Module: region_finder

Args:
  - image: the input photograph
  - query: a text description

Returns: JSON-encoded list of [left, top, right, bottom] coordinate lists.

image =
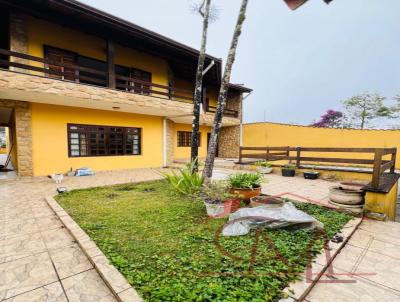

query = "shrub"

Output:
[[228, 172, 263, 189], [283, 163, 297, 170], [200, 181, 234, 204], [254, 161, 272, 168], [164, 161, 203, 196]]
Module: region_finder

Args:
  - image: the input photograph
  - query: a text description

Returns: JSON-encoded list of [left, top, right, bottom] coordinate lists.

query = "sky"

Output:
[[80, 0, 400, 126]]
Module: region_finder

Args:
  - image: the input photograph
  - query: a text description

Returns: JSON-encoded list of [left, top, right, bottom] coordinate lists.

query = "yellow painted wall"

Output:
[[173, 123, 212, 160], [243, 122, 400, 169], [365, 182, 398, 221], [26, 16, 169, 87], [31, 103, 164, 176]]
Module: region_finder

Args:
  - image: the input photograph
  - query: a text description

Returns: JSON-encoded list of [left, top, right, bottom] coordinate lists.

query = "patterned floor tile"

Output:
[[0, 252, 58, 300], [62, 269, 116, 301]]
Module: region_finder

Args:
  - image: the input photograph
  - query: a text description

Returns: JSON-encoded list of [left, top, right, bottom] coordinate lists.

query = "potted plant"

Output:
[[281, 163, 296, 177], [303, 165, 319, 180], [228, 172, 263, 202], [253, 161, 273, 174], [201, 181, 239, 217]]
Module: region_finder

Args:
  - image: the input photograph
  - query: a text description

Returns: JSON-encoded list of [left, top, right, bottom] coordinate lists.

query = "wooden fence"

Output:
[[239, 146, 397, 190]]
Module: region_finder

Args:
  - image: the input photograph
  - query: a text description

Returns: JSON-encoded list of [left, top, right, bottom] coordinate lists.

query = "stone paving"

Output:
[[1, 167, 400, 301], [0, 169, 164, 302], [304, 219, 400, 302]]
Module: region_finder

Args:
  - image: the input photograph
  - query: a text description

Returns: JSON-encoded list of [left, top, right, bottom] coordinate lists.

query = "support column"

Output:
[[107, 40, 116, 89], [163, 118, 174, 167], [218, 125, 240, 158], [9, 11, 28, 71], [0, 99, 33, 176]]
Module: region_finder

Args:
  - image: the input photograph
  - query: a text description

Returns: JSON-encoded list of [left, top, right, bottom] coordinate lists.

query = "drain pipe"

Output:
[[162, 117, 167, 167]]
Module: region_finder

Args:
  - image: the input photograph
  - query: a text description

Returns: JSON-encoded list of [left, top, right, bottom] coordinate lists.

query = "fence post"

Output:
[[239, 147, 242, 164], [390, 149, 397, 173], [372, 148, 383, 189], [266, 147, 270, 161], [296, 147, 301, 168]]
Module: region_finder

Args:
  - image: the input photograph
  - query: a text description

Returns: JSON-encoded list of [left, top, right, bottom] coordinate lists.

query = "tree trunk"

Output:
[[202, 0, 249, 180], [191, 0, 212, 172]]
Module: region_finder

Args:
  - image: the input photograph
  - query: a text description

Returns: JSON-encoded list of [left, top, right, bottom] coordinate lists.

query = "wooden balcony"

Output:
[[204, 105, 239, 118], [0, 48, 194, 104]]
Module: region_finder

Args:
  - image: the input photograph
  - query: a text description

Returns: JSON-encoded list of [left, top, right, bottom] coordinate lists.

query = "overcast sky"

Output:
[[80, 0, 400, 125]]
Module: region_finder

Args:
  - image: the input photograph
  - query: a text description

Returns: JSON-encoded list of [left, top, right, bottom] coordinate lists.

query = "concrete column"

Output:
[[9, 11, 28, 72]]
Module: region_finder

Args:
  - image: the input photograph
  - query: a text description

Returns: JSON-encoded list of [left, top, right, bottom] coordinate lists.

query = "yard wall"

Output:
[[31, 103, 164, 176], [242, 122, 400, 169]]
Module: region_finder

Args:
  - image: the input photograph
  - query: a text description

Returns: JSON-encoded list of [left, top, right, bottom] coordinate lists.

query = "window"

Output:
[[68, 124, 141, 157], [116, 66, 152, 95], [44, 46, 77, 81], [177, 131, 201, 147], [77, 56, 107, 86]]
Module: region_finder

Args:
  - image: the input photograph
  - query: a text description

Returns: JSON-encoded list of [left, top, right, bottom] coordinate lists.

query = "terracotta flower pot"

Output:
[[229, 186, 262, 201]]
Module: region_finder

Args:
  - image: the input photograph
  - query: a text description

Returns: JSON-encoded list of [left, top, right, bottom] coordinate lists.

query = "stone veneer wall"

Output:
[[166, 119, 174, 166], [218, 92, 242, 158], [9, 11, 29, 70], [218, 125, 240, 158], [226, 92, 243, 120], [0, 99, 33, 176]]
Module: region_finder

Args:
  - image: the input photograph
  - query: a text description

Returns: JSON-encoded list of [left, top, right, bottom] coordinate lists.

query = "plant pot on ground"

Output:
[[201, 181, 240, 217], [228, 172, 263, 202], [303, 171, 319, 180], [253, 161, 273, 174], [281, 164, 296, 177]]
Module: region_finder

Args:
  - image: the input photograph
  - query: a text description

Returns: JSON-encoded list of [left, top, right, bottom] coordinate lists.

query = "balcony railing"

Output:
[[206, 105, 239, 118], [0, 48, 194, 103]]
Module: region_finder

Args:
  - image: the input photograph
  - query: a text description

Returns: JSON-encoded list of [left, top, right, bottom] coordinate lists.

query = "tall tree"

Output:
[[343, 92, 394, 129], [190, 0, 212, 172], [202, 0, 249, 180], [312, 109, 343, 128]]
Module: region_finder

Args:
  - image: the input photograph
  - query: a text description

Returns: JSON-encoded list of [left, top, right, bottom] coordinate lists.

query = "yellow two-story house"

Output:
[[0, 0, 251, 176]]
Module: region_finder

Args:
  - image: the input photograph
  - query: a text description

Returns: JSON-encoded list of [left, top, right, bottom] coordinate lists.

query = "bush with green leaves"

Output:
[[164, 161, 203, 196], [254, 161, 272, 168], [228, 172, 263, 189], [200, 181, 234, 204], [283, 163, 297, 170]]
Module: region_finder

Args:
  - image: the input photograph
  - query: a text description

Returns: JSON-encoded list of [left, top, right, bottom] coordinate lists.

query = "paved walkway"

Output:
[[305, 219, 400, 302], [0, 169, 164, 301], [1, 168, 399, 301]]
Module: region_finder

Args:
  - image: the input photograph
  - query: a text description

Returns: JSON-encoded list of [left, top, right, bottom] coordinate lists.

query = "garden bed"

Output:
[[55, 180, 352, 302]]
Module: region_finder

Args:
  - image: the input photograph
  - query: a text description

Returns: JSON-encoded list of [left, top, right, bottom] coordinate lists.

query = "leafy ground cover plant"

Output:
[[228, 172, 263, 189], [56, 180, 352, 302]]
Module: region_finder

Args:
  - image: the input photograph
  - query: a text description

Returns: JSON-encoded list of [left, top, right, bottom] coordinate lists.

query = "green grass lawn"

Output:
[[56, 180, 352, 302]]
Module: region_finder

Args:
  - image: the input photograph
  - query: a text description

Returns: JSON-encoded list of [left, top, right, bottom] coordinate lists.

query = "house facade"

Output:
[[0, 0, 251, 176]]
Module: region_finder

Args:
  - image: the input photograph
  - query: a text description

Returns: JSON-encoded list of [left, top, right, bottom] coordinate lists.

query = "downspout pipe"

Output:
[[162, 117, 167, 167]]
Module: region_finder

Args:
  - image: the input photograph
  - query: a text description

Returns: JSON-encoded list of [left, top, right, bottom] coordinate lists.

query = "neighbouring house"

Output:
[[0, 0, 251, 176]]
